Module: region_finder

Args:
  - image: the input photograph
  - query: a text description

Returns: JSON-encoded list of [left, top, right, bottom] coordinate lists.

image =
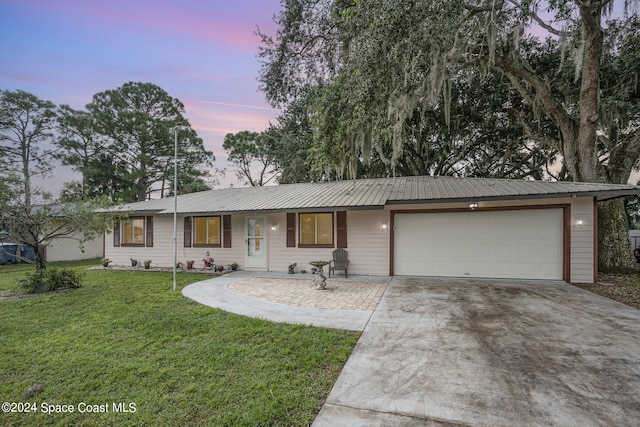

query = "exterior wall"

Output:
[[569, 197, 596, 283], [104, 195, 597, 282], [266, 210, 389, 275], [45, 234, 104, 262], [105, 215, 245, 269]]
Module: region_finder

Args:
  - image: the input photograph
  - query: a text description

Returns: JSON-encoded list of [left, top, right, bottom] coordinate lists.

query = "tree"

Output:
[[0, 89, 57, 206], [259, 0, 640, 272], [55, 105, 104, 198], [223, 130, 279, 186], [266, 93, 317, 183], [310, 67, 556, 179], [0, 178, 113, 271], [86, 82, 215, 202], [626, 185, 640, 229], [0, 90, 114, 271]]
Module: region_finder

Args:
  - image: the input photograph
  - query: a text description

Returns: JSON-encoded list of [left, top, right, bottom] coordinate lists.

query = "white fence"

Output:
[[631, 230, 640, 251]]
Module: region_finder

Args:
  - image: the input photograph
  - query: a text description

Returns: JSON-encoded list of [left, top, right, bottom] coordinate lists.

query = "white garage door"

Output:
[[394, 209, 564, 280]]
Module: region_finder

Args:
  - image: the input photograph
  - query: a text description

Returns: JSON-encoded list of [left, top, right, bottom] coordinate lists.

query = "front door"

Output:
[[245, 216, 267, 269]]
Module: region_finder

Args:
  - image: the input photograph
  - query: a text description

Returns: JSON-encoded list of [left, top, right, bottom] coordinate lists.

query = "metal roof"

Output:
[[112, 176, 640, 215]]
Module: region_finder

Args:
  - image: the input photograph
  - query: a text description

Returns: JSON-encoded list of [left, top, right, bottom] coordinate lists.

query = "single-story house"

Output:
[[41, 232, 104, 262], [104, 176, 639, 283]]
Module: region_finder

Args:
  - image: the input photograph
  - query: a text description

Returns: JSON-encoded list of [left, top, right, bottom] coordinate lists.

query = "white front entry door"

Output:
[[245, 216, 267, 269]]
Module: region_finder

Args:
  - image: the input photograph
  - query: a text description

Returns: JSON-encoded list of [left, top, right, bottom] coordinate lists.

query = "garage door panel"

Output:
[[433, 263, 453, 276], [515, 264, 538, 278], [472, 262, 495, 277], [394, 209, 563, 280], [494, 263, 515, 277], [493, 228, 515, 241], [538, 263, 561, 277], [538, 227, 560, 240], [494, 245, 514, 258], [472, 227, 490, 241], [520, 245, 539, 258], [475, 245, 493, 258], [455, 244, 474, 258], [539, 244, 561, 257]]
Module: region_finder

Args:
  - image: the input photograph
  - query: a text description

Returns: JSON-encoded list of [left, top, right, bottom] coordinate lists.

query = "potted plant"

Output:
[[144, 260, 152, 269], [186, 260, 194, 270], [130, 258, 138, 267], [101, 258, 111, 267], [203, 251, 214, 268]]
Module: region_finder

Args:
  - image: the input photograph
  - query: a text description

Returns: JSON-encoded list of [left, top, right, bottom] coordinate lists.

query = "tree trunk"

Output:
[[598, 199, 636, 273], [31, 244, 46, 271], [576, 4, 602, 183]]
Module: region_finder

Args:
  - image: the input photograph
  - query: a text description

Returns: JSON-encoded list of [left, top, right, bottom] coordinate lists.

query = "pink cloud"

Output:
[[21, 0, 279, 52], [181, 97, 278, 162]]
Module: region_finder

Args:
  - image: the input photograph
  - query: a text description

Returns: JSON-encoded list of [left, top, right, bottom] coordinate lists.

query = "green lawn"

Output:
[[0, 260, 360, 426]]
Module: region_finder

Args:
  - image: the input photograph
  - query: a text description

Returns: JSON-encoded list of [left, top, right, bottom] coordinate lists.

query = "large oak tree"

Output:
[[259, 0, 640, 272]]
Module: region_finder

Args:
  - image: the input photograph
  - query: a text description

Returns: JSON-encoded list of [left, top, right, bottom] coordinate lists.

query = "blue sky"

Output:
[[0, 0, 283, 191]]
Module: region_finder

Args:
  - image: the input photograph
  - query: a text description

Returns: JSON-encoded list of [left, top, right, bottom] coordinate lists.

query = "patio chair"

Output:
[[329, 248, 349, 278]]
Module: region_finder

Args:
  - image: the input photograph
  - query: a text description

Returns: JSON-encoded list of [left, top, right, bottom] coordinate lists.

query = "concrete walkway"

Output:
[[182, 271, 389, 331]]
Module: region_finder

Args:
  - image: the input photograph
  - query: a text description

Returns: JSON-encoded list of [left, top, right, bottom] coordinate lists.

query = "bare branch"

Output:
[[505, 0, 568, 37]]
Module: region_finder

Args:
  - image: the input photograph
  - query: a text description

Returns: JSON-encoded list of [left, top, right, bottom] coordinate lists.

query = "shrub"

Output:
[[20, 268, 84, 294]]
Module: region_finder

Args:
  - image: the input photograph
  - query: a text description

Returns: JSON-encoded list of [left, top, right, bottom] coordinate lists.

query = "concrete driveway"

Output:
[[314, 277, 640, 426]]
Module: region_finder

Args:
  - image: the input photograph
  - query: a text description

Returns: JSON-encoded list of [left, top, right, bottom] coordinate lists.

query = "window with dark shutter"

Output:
[[336, 211, 347, 248], [113, 220, 121, 247], [286, 213, 296, 247], [146, 216, 154, 247], [184, 216, 192, 248], [223, 215, 232, 248]]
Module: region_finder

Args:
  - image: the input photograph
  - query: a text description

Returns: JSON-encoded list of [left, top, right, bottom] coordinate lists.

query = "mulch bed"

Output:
[[90, 265, 228, 275], [573, 271, 640, 309]]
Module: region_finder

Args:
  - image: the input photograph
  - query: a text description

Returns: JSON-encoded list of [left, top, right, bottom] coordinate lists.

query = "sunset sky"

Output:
[[1, 1, 637, 194], [0, 0, 282, 191]]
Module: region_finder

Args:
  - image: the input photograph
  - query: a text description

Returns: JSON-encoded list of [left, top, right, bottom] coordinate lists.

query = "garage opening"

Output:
[[393, 208, 564, 280]]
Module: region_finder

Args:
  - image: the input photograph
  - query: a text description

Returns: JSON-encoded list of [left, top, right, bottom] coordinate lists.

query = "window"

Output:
[[118, 216, 153, 247], [123, 217, 145, 245], [299, 213, 333, 247], [194, 216, 221, 247]]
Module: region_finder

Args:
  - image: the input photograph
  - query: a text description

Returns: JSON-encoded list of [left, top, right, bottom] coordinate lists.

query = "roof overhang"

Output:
[[385, 188, 640, 206], [99, 176, 640, 216], [153, 204, 387, 216]]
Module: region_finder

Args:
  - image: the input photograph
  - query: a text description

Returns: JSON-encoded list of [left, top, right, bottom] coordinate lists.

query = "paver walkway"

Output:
[[229, 276, 387, 310], [182, 271, 390, 331]]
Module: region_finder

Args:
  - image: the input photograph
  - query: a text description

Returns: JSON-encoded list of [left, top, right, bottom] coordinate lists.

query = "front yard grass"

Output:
[[0, 260, 360, 426]]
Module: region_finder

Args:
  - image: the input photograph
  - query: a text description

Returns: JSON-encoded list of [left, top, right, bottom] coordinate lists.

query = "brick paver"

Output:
[[228, 277, 389, 310]]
